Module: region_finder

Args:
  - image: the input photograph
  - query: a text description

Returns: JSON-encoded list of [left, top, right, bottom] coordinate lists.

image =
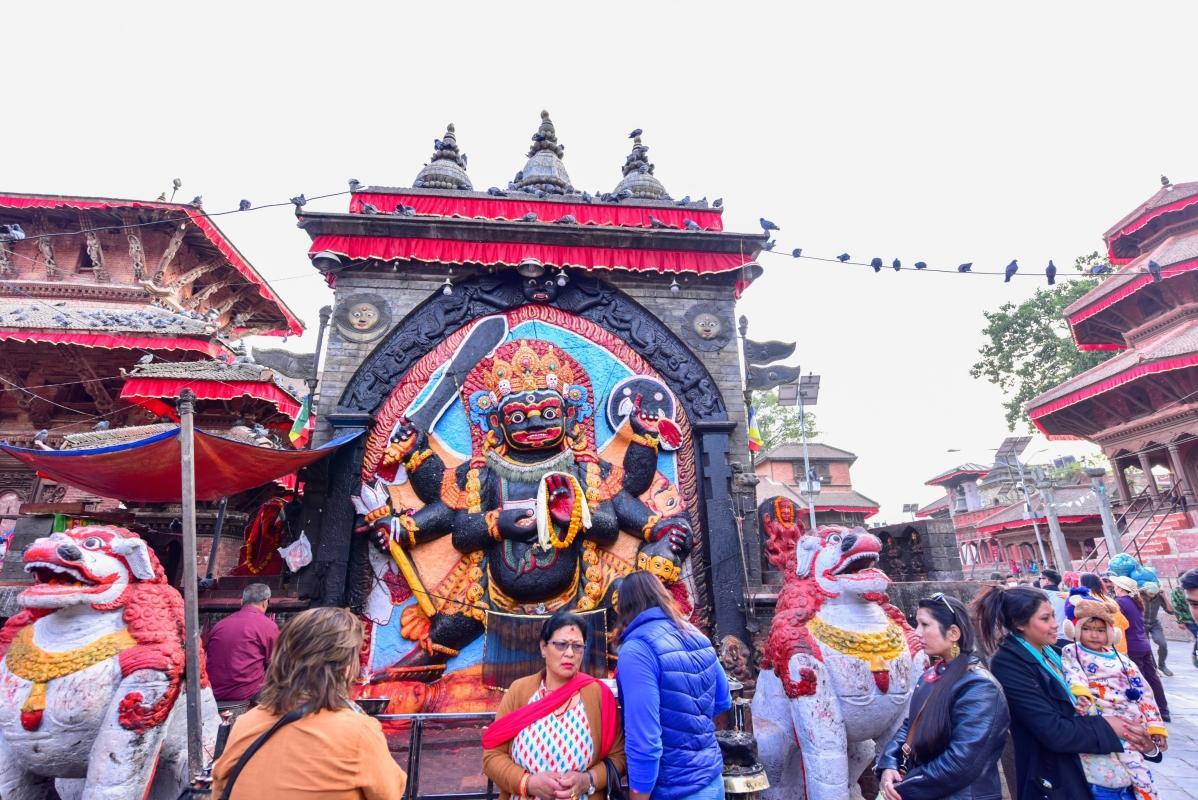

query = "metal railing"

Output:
[[375, 712, 498, 800], [1079, 482, 1186, 572]]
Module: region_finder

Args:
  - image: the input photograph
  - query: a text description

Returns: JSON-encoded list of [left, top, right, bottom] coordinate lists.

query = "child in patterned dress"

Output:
[[1061, 592, 1167, 800]]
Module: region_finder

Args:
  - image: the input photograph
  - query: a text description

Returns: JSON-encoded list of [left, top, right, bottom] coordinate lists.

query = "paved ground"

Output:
[[1151, 651, 1198, 799]]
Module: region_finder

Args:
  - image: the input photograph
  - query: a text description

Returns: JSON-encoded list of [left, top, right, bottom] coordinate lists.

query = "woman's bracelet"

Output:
[[518, 772, 530, 797]]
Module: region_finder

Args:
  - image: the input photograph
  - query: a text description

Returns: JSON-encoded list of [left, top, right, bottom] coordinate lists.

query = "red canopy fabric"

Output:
[[0, 429, 358, 503], [975, 514, 1097, 537], [0, 330, 229, 357], [349, 192, 725, 231], [120, 377, 303, 419], [309, 234, 752, 275]]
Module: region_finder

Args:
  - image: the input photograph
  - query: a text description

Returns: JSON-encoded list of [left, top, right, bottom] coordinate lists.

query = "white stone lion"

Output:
[[751, 525, 927, 800], [0, 525, 218, 800]]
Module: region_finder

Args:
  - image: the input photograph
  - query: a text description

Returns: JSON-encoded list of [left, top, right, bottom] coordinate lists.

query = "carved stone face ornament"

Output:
[[693, 312, 721, 340], [349, 302, 380, 331], [522, 276, 559, 304]]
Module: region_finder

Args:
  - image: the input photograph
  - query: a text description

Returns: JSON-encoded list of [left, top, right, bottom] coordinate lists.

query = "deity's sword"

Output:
[[375, 315, 509, 619]]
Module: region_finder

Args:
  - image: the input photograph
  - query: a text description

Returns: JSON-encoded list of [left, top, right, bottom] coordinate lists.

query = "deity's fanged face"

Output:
[[523, 276, 559, 304], [491, 390, 571, 451]]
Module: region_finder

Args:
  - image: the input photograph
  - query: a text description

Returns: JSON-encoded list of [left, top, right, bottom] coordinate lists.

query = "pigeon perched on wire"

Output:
[[649, 215, 670, 229], [837, 253, 851, 262], [487, 187, 507, 196], [958, 263, 973, 273], [791, 248, 802, 258], [628, 128, 643, 138], [870, 257, 884, 273], [555, 214, 578, 224], [1046, 260, 1057, 285], [760, 218, 780, 233], [914, 262, 927, 270], [1147, 259, 1162, 282], [684, 219, 702, 231], [763, 240, 777, 251], [892, 259, 902, 272], [93, 420, 110, 431], [290, 194, 307, 209], [1004, 260, 1019, 283], [138, 353, 154, 365], [520, 212, 538, 222], [1089, 261, 1112, 276], [238, 199, 252, 211]]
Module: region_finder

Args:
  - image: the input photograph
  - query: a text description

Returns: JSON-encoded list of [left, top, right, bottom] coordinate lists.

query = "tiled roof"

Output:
[[1027, 317, 1198, 411], [1104, 182, 1198, 241], [754, 477, 878, 512], [973, 485, 1099, 535], [122, 357, 306, 408], [0, 299, 212, 336], [1066, 230, 1198, 321], [758, 443, 857, 463], [916, 495, 949, 517], [925, 463, 990, 486]]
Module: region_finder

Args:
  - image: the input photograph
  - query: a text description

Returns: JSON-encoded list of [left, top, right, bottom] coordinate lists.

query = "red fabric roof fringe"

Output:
[[0, 195, 303, 336], [0, 330, 230, 357], [120, 378, 302, 419], [975, 514, 1098, 537], [1028, 352, 1198, 420], [309, 235, 752, 276], [1108, 193, 1198, 263], [349, 192, 725, 231], [1069, 257, 1198, 328]]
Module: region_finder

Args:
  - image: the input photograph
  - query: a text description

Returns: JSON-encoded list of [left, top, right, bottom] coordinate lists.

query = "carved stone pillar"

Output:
[[1138, 452, 1160, 498], [1167, 443, 1193, 502]]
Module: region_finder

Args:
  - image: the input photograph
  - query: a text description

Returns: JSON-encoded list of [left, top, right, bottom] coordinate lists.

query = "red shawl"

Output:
[[482, 673, 618, 757]]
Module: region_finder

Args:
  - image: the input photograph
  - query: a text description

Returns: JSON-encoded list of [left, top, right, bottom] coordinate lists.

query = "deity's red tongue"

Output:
[[872, 671, 890, 693]]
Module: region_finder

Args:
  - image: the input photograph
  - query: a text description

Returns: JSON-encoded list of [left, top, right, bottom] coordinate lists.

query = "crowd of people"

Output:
[[200, 567, 1198, 800]]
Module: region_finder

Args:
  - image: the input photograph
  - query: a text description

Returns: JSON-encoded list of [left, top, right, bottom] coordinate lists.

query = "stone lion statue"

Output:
[[0, 525, 218, 799], [751, 523, 927, 800]]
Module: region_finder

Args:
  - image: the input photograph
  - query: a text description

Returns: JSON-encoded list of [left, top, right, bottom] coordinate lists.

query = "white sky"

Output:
[[8, 1, 1193, 520]]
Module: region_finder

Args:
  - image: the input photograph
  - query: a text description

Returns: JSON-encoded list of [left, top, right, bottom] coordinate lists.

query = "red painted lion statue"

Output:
[[751, 522, 926, 800], [0, 525, 218, 800]]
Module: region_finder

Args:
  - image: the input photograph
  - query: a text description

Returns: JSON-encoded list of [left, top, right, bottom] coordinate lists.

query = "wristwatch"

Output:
[[586, 770, 597, 796]]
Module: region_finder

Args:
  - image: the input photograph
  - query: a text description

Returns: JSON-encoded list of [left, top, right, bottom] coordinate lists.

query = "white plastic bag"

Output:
[[278, 532, 313, 572]]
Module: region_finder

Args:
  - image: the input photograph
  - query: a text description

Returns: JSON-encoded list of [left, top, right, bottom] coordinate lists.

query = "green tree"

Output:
[[752, 389, 818, 461], [971, 252, 1117, 430]]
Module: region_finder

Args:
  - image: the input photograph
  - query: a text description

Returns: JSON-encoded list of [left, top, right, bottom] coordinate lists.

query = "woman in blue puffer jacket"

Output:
[[615, 571, 731, 800]]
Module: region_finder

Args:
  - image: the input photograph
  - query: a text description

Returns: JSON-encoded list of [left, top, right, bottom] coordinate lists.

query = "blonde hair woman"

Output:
[[211, 607, 407, 799]]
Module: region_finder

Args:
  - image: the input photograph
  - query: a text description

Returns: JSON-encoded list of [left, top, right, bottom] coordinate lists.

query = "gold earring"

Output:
[[950, 643, 960, 660]]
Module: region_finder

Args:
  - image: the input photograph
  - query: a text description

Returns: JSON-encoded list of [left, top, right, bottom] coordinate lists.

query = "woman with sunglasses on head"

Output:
[[483, 610, 625, 800], [616, 571, 731, 800], [876, 593, 1009, 799], [973, 586, 1157, 800]]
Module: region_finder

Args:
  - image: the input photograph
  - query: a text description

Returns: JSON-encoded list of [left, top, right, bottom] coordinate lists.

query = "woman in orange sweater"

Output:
[[211, 607, 407, 799], [483, 610, 625, 800]]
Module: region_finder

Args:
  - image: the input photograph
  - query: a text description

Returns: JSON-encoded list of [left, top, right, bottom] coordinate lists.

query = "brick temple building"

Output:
[[1025, 177, 1198, 576], [0, 193, 309, 603], [753, 442, 880, 527]]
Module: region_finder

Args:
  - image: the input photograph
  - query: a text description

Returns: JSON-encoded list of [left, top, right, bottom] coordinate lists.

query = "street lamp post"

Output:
[[1085, 466, 1123, 558], [779, 375, 821, 531], [1007, 457, 1050, 567]]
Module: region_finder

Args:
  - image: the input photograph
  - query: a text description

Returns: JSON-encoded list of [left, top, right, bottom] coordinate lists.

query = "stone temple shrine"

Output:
[[294, 113, 768, 712]]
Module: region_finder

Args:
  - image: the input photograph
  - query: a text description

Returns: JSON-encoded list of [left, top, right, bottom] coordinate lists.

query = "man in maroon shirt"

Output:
[[204, 583, 279, 711]]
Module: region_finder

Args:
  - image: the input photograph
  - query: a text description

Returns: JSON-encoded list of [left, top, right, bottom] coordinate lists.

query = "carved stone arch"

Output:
[[336, 270, 727, 424], [324, 270, 746, 641]]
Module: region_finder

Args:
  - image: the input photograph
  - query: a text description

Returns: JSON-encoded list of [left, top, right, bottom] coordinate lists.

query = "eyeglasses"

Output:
[[930, 592, 957, 623], [548, 640, 585, 654]]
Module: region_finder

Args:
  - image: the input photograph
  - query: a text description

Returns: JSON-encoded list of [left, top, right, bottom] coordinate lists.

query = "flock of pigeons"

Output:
[[0, 303, 211, 331]]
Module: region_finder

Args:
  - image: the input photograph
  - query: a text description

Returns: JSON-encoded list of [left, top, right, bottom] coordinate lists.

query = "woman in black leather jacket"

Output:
[[876, 593, 1010, 799]]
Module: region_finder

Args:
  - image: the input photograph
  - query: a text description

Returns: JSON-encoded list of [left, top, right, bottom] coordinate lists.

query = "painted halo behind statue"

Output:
[[354, 305, 702, 712]]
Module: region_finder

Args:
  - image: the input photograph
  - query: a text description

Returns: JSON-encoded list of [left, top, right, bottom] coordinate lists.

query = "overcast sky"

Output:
[[9, 1, 1193, 520]]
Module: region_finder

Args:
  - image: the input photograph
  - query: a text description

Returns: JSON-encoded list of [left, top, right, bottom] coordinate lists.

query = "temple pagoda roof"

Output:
[[0, 193, 304, 336], [925, 463, 990, 486], [119, 357, 305, 421], [1104, 179, 1198, 264], [915, 495, 950, 518], [973, 484, 1098, 537]]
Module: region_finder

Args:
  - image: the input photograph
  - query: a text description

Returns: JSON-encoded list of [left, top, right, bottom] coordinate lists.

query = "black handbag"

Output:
[[602, 757, 626, 800]]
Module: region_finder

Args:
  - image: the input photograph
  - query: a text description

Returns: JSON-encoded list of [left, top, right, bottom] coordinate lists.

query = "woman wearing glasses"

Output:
[[483, 610, 625, 800], [616, 571, 731, 800], [876, 593, 1009, 799]]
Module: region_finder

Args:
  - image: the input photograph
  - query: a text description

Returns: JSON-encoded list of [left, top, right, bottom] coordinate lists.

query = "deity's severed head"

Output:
[[464, 340, 594, 455]]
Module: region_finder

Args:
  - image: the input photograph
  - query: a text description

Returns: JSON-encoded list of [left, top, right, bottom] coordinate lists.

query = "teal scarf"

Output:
[[1014, 635, 1074, 703]]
